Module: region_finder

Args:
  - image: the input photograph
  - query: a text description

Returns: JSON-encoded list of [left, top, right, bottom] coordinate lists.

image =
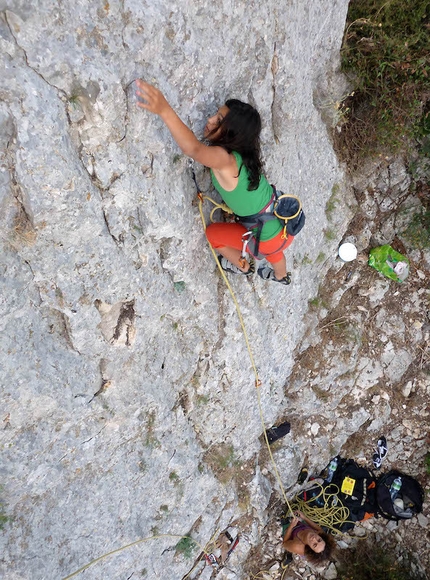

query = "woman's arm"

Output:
[[282, 515, 299, 543], [295, 511, 323, 533], [135, 80, 231, 170]]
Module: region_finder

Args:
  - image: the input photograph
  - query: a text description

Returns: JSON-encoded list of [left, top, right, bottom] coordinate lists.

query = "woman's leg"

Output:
[[206, 223, 252, 273], [258, 233, 294, 283], [271, 254, 287, 280]]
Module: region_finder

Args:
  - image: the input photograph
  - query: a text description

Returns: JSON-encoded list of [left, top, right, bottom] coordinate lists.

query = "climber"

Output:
[[135, 80, 294, 285], [282, 510, 335, 565]]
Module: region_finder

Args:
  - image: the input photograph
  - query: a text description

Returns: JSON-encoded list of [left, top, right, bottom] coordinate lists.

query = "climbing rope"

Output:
[[287, 482, 357, 535], [62, 167, 303, 578], [62, 531, 220, 580], [191, 163, 293, 512]]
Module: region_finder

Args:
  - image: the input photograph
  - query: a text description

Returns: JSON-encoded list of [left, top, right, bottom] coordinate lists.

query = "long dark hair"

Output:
[[207, 99, 263, 190], [304, 532, 336, 565]]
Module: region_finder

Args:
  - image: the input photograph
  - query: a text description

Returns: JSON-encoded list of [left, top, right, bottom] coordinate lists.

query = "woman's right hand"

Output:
[[135, 80, 170, 117], [290, 515, 300, 527]]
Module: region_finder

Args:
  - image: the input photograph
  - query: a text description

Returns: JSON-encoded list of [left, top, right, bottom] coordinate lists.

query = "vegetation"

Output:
[[401, 208, 430, 249], [336, 538, 426, 580], [175, 535, 197, 559], [425, 452, 430, 475], [336, 0, 430, 163]]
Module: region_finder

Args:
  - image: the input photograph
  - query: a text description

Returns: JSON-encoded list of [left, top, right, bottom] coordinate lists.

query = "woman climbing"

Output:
[[135, 80, 294, 285], [282, 510, 335, 565]]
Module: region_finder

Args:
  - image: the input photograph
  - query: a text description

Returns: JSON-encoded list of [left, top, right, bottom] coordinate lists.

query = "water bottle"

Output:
[[390, 476, 402, 501], [325, 458, 338, 483]]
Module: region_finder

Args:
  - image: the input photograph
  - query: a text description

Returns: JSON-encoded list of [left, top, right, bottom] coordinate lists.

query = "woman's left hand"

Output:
[[135, 80, 170, 117]]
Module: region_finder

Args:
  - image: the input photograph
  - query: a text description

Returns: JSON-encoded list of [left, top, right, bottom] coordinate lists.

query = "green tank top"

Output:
[[210, 152, 282, 241]]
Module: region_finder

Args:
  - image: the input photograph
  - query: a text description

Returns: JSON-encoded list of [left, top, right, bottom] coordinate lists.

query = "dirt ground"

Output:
[[244, 156, 430, 580]]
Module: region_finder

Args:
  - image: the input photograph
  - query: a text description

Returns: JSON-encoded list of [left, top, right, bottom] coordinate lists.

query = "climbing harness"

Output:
[[190, 160, 305, 261], [236, 188, 305, 259]]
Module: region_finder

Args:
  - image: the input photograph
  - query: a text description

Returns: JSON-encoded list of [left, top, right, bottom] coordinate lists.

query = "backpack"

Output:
[[236, 187, 305, 258], [331, 458, 377, 525], [376, 470, 424, 521]]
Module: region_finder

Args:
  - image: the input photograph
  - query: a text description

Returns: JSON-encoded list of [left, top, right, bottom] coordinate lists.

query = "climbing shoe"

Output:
[[266, 420, 291, 444], [217, 255, 255, 276], [281, 552, 293, 568], [257, 265, 291, 285], [297, 466, 309, 485], [372, 435, 388, 469]]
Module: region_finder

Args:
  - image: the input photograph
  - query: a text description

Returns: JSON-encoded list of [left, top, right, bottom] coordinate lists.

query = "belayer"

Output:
[[136, 80, 303, 285]]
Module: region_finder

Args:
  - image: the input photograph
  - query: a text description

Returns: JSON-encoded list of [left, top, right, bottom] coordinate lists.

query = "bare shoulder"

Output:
[[211, 151, 239, 190], [283, 538, 305, 555], [189, 142, 232, 170]]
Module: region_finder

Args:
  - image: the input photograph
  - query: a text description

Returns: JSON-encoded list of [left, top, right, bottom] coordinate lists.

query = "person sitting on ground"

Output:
[[135, 80, 294, 285], [282, 510, 335, 565]]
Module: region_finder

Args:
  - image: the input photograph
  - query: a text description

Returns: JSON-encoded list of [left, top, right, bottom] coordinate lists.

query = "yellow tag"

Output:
[[341, 477, 356, 496]]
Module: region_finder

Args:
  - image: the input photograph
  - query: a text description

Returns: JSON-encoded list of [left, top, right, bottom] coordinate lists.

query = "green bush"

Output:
[[175, 536, 197, 559], [336, 0, 430, 161]]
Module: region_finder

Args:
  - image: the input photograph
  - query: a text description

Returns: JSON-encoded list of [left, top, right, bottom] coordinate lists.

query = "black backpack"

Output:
[[331, 458, 377, 524], [376, 470, 424, 521]]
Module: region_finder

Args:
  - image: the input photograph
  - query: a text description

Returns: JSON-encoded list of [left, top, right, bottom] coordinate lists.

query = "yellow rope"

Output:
[[285, 481, 368, 537], [63, 184, 299, 579], [197, 194, 293, 512], [62, 532, 218, 580]]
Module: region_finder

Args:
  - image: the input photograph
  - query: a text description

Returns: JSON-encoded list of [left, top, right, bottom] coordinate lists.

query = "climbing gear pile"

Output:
[[257, 265, 291, 285]]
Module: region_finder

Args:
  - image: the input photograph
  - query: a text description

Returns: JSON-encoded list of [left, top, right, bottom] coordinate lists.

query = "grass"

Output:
[[336, 0, 430, 164], [169, 471, 180, 485], [309, 296, 330, 309], [336, 536, 426, 580], [326, 184, 340, 221], [401, 208, 430, 249], [425, 453, 430, 475], [144, 411, 160, 448], [324, 228, 337, 241]]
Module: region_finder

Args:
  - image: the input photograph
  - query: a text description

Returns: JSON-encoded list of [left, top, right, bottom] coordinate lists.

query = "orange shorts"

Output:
[[206, 222, 294, 264]]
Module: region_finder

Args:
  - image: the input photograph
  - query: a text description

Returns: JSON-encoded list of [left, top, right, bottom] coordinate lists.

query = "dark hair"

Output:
[[207, 99, 263, 190], [303, 532, 336, 565]]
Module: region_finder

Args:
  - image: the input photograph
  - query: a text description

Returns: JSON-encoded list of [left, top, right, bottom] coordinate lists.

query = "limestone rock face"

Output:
[[0, 1, 351, 578]]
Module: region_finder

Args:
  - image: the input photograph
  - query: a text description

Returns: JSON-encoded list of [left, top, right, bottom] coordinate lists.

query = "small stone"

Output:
[[311, 423, 320, 435], [323, 562, 338, 579], [417, 513, 428, 528], [402, 381, 413, 398]]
